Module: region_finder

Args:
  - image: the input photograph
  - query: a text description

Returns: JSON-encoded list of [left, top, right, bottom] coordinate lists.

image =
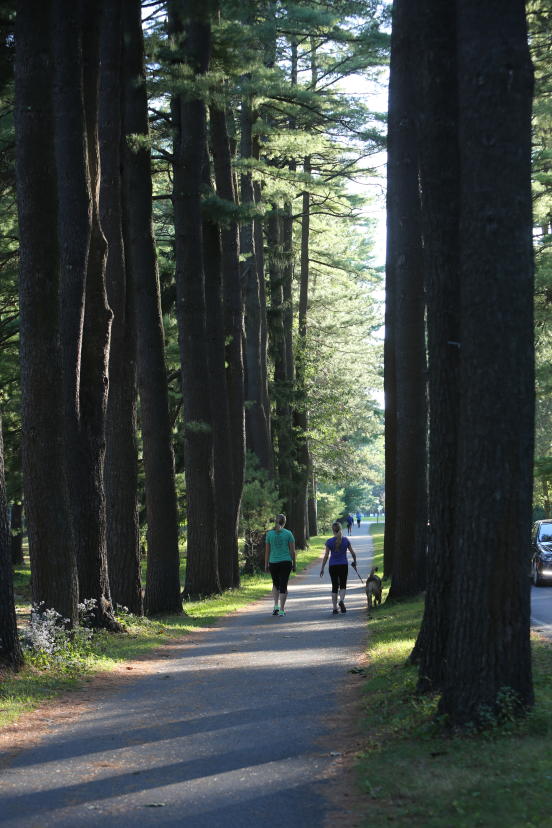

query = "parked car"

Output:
[[531, 519, 552, 586]]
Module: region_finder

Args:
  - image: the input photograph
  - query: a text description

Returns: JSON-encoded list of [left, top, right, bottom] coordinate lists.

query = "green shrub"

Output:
[[20, 600, 97, 676]]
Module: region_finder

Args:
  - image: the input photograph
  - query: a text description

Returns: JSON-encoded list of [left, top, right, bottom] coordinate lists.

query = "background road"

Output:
[[0, 526, 374, 828], [531, 583, 552, 639]]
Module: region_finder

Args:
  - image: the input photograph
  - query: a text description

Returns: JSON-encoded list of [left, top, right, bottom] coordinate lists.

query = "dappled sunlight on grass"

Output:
[[0, 671, 81, 728], [370, 637, 415, 663]]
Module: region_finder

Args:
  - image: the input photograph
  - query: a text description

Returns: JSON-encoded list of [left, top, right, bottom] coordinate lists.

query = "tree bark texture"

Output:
[[280, 201, 296, 517], [383, 0, 400, 581], [100, 0, 142, 615], [281, 40, 297, 510], [290, 158, 312, 549], [80, 0, 118, 627], [308, 466, 318, 537], [439, 0, 535, 725], [410, 0, 460, 689], [383, 236, 397, 580], [210, 102, 245, 589], [386, 0, 427, 600], [240, 99, 273, 474], [122, 0, 182, 614], [52, 0, 119, 629], [10, 501, 23, 566], [202, 208, 236, 591], [0, 413, 24, 669], [170, 0, 220, 597], [267, 207, 294, 516], [15, 0, 78, 625], [253, 170, 272, 466], [282, 202, 295, 389]]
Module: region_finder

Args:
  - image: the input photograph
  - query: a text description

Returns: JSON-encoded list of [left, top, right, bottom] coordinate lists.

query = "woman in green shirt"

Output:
[[264, 514, 296, 617]]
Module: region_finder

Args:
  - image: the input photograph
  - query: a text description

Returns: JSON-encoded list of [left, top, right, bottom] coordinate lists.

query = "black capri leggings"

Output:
[[329, 564, 348, 592], [269, 561, 293, 594]]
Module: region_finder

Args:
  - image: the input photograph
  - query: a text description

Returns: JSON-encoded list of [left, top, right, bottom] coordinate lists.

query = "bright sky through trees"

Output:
[[340, 70, 389, 268]]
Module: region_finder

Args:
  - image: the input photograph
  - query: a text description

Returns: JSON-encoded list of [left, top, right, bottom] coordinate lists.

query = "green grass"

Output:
[[0, 539, 325, 729], [369, 521, 384, 570], [13, 561, 32, 606], [356, 523, 552, 827]]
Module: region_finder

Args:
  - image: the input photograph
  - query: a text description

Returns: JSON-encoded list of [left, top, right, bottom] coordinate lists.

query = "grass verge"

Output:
[[0, 540, 324, 730], [356, 524, 552, 827]]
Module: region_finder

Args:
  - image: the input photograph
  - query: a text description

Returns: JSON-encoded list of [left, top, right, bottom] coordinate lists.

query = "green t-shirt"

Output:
[[266, 528, 295, 563]]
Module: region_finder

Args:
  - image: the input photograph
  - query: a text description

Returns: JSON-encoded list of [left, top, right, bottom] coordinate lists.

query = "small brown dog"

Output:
[[366, 567, 382, 613]]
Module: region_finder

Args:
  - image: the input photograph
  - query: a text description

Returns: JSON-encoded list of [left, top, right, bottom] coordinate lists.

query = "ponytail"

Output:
[[274, 513, 286, 531]]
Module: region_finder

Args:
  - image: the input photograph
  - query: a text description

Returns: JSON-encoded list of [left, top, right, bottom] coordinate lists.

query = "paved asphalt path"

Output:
[[0, 525, 374, 828]]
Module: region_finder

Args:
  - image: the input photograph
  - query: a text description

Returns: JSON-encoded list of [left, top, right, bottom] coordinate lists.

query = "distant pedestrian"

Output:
[[356, 510, 362, 528], [346, 513, 354, 535], [320, 521, 358, 614], [265, 514, 296, 617]]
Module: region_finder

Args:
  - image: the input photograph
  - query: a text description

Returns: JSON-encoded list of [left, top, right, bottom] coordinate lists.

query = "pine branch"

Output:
[[268, 96, 370, 137]]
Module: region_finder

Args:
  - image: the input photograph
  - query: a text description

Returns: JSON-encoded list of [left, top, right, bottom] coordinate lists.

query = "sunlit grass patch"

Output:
[[357, 523, 552, 827], [0, 671, 81, 728], [13, 561, 32, 622], [370, 637, 416, 665], [369, 524, 384, 570]]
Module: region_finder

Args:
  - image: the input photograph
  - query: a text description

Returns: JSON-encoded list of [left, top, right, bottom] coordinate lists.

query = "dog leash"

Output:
[[352, 565, 364, 585]]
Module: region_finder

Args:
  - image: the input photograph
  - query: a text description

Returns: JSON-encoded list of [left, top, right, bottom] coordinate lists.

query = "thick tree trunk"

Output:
[[51, 0, 89, 609], [386, 0, 427, 600], [76, 0, 119, 629], [267, 206, 294, 515], [10, 501, 23, 566], [409, 0, 460, 687], [52, 0, 118, 629], [290, 408, 309, 547], [210, 103, 245, 589], [383, 258, 397, 580], [439, 0, 534, 725], [280, 200, 295, 517], [282, 202, 295, 389], [100, 0, 142, 615], [278, 42, 297, 520], [170, 1, 220, 597], [121, 0, 181, 614], [290, 157, 312, 549], [383, 3, 400, 582], [280, 39, 297, 510], [308, 467, 318, 537], [253, 175, 272, 467], [240, 98, 273, 474], [15, 0, 78, 625], [0, 414, 23, 670], [203, 214, 236, 592]]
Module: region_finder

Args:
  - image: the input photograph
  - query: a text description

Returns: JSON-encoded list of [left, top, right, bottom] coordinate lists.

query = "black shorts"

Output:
[[329, 564, 348, 592], [269, 561, 292, 594]]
